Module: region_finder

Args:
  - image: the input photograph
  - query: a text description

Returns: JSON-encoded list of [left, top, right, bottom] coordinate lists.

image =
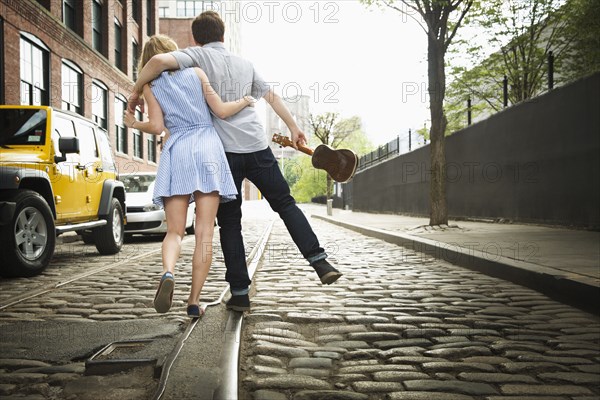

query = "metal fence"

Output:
[[357, 132, 426, 172]]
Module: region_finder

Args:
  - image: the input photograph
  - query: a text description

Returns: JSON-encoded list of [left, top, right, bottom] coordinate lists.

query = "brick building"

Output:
[[0, 0, 160, 173]]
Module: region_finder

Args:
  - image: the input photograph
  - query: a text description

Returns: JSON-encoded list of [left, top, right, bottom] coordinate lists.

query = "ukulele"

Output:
[[272, 133, 359, 183]]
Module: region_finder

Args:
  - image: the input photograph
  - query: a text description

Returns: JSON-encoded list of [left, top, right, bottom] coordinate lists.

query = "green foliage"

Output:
[[561, 0, 600, 81], [282, 157, 302, 188], [334, 116, 375, 155], [445, 0, 595, 130], [289, 156, 327, 203], [416, 124, 430, 142]]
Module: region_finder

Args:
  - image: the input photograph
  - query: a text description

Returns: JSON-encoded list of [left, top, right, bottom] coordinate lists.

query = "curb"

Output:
[[313, 214, 600, 316]]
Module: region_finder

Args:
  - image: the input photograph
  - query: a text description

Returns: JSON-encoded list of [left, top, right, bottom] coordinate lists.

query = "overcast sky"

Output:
[[236, 1, 431, 146]]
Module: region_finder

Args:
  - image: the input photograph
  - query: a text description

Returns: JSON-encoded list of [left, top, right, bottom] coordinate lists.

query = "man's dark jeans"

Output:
[[217, 147, 326, 292]]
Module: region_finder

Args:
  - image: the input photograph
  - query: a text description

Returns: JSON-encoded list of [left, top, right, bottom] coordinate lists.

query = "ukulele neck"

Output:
[[296, 144, 314, 156], [273, 134, 314, 156]]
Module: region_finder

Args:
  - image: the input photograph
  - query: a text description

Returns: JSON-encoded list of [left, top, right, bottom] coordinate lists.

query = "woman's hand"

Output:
[[123, 110, 137, 129], [244, 95, 257, 108]]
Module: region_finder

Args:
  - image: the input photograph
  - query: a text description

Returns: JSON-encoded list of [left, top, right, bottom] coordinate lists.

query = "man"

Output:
[[128, 11, 342, 312]]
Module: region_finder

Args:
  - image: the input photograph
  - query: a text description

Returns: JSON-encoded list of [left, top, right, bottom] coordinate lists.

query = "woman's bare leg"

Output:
[[162, 195, 189, 275], [188, 191, 220, 306]]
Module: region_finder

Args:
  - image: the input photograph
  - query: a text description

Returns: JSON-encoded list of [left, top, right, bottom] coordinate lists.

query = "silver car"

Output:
[[121, 173, 195, 238]]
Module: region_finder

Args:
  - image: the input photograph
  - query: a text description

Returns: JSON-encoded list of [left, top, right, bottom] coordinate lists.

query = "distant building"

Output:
[[0, 0, 161, 173], [266, 95, 310, 160], [158, 0, 241, 55]]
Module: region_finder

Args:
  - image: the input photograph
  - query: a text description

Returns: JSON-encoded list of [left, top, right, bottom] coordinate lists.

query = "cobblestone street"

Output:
[[0, 206, 272, 399], [240, 217, 600, 400], [0, 202, 599, 399]]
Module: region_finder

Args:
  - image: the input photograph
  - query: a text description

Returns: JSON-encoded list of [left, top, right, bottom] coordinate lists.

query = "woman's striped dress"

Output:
[[150, 68, 237, 208]]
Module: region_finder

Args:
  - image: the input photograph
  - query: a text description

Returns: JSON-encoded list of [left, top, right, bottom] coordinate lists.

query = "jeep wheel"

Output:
[[94, 198, 124, 255], [0, 190, 55, 277], [80, 230, 95, 245]]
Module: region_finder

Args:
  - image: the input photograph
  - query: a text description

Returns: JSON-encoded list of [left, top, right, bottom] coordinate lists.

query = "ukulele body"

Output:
[[312, 144, 359, 183], [272, 134, 359, 183]]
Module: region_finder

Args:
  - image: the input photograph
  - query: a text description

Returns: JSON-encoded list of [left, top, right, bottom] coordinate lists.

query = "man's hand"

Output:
[[290, 128, 307, 150], [264, 89, 306, 149], [127, 91, 144, 113]]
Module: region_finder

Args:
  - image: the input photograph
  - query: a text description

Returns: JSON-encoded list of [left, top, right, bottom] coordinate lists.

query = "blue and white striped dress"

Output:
[[150, 68, 237, 207]]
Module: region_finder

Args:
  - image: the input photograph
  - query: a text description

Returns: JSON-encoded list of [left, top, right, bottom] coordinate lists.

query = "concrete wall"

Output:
[[347, 72, 600, 228]]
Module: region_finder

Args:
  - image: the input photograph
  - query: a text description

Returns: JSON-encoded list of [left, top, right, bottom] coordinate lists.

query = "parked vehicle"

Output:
[[0, 106, 126, 277], [121, 172, 194, 238]]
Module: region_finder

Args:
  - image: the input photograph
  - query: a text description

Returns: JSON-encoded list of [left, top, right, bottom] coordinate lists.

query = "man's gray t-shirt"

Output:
[[171, 42, 270, 153]]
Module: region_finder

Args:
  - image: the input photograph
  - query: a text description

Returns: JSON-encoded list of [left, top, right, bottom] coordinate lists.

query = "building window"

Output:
[[132, 39, 139, 80], [63, 0, 76, 31], [114, 19, 123, 71], [35, 0, 51, 10], [132, 0, 140, 22], [146, 0, 154, 36], [147, 133, 156, 162], [177, 1, 214, 17], [20, 33, 49, 106], [114, 95, 127, 154], [159, 6, 168, 18], [61, 61, 82, 115], [92, 0, 103, 53], [91, 81, 108, 129], [133, 110, 143, 158]]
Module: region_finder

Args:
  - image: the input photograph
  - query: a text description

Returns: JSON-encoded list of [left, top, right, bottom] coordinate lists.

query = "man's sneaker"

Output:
[[312, 259, 342, 284], [226, 293, 250, 312]]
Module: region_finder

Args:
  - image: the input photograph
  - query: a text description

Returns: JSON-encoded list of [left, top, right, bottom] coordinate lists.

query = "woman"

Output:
[[124, 35, 253, 318]]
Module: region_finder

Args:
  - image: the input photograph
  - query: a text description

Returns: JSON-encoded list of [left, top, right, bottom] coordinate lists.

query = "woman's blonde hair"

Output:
[[138, 35, 178, 74]]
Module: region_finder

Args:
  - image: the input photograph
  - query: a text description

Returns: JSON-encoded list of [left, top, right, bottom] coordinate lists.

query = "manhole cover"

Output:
[[85, 339, 156, 375]]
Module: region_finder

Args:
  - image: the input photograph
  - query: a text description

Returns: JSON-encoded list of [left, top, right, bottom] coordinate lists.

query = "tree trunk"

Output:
[[326, 175, 333, 200], [427, 36, 449, 226]]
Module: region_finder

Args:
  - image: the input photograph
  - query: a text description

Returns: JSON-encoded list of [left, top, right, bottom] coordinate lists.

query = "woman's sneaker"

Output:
[[312, 259, 342, 284], [154, 272, 175, 313]]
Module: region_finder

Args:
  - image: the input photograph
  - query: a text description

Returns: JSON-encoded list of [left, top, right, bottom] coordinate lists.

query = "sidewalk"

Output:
[[301, 203, 600, 315]]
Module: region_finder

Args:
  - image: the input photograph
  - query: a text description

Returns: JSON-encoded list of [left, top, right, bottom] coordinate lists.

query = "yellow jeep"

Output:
[[0, 105, 126, 277]]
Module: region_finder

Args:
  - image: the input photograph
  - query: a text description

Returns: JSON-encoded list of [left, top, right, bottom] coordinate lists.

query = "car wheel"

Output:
[[79, 230, 95, 245], [94, 198, 124, 255], [0, 190, 55, 277]]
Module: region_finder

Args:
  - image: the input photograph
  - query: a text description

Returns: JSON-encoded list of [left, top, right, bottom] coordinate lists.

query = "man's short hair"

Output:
[[192, 11, 225, 45]]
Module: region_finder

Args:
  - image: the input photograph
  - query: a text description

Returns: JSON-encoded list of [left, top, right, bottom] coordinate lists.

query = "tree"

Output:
[[282, 158, 302, 188], [561, 0, 600, 81], [446, 0, 575, 131], [289, 156, 328, 203], [362, 0, 475, 225], [445, 0, 599, 133], [335, 116, 375, 155]]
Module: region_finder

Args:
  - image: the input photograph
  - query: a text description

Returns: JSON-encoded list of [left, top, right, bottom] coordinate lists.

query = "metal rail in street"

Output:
[[152, 219, 275, 400], [0, 217, 276, 400], [0, 235, 195, 311]]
